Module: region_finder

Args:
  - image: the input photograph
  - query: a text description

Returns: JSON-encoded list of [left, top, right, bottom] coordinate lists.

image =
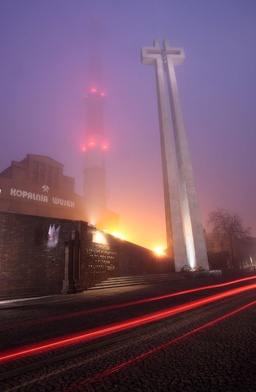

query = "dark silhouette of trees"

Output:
[[208, 208, 251, 268]]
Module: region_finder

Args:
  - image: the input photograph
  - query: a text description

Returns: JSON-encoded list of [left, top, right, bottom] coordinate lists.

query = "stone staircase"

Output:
[[88, 273, 187, 290]]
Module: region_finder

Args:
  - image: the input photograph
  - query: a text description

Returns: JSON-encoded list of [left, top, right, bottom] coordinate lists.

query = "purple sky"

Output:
[[1, 0, 256, 250]]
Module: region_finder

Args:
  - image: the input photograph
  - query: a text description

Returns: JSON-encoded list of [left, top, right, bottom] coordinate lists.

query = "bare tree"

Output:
[[208, 208, 251, 267]]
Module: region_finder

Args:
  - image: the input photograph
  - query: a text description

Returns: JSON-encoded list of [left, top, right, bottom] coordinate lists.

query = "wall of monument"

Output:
[[0, 212, 79, 298], [0, 212, 166, 300]]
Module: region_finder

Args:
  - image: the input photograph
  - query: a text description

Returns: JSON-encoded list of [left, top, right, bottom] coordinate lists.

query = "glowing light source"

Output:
[[92, 231, 107, 245], [100, 92, 105, 97], [90, 87, 97, 93], [154, 246, 165, 255], [112, 232, 125, 240], [101, 142, 108, 150]]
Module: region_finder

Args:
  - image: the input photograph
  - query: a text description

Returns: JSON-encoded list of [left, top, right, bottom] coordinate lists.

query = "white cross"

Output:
[[141, 38, 185, 67]]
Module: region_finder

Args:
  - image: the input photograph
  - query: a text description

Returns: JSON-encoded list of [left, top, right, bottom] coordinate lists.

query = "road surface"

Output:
[[0, 275, 255, 391]]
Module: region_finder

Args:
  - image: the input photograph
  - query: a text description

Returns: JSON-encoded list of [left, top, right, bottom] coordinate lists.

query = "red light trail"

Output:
[[63, 299, 256, 392], [1, 275, 255, 332], [1, 282, 255, 363]]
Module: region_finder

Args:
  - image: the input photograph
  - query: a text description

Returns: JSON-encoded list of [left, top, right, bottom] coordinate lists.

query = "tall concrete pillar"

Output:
[[141, 39, 187, 271], [141, 38, 209, 271]]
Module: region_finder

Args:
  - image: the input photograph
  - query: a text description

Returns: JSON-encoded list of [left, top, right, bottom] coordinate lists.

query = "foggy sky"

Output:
[[1, 0, 256, 250]]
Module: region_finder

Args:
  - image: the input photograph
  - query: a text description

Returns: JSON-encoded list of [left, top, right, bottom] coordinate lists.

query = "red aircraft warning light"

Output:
[[101, 143, 108, 150], [81, 139, 109, 152]]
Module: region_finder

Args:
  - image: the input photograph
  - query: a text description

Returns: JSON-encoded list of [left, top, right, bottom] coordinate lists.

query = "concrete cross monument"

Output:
[[142, 38, 209, 271]]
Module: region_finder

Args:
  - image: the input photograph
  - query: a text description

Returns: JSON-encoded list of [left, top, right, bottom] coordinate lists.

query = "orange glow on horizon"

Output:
[[112, 232, 125, 240]]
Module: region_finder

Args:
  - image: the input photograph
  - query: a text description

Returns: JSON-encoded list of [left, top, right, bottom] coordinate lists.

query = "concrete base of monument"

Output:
[[183, 270, 222, 279]]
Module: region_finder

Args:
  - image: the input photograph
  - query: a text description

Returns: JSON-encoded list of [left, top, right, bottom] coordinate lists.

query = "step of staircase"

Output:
[[88, 273, 187, 290]]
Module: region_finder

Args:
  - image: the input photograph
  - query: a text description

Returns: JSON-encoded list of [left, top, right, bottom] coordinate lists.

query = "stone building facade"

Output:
[[0, 154, 173, 300], [205, 232, 256, 270], [0, 211, 170, 300], [0, 154, 118, 231]]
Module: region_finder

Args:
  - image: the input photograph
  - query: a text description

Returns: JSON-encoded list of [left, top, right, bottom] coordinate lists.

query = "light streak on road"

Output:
[[1, 275, 255, 331], [1, 283, 255, 363], [63, 300, 256, 392]]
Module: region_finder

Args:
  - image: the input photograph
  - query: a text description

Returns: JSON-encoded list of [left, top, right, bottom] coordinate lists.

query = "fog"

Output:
[[1, 0, 256, 249]]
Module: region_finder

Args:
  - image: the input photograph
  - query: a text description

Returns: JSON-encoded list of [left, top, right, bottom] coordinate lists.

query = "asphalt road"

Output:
[[0, 276, 256, 391]]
